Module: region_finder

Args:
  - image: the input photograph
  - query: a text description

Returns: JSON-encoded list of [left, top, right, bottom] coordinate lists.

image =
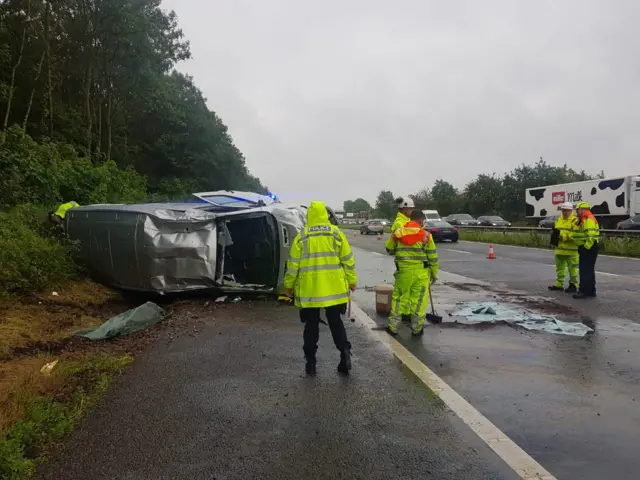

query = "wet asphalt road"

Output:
[[347, 232, 640, 321], [347, 232, 640, 480], [38, 302, 517, 480]]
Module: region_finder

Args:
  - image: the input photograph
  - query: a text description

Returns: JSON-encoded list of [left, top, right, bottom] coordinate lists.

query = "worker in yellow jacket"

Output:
[[48, 201, 80, 227], [548, 202, 579, 293], [284, 201, 357, 376], [573, 201, 600, 299], [385, 210, 439, 336], [390, 196, 415, 234], [389, 195, 416, 322]]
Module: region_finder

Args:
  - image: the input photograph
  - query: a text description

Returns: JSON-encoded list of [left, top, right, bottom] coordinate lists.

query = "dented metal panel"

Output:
[[65, 198, 308, 295], [67, 204, 219, 294]]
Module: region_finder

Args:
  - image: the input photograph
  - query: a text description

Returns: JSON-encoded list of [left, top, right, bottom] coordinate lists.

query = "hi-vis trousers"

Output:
[[388, 268, 429, 334]]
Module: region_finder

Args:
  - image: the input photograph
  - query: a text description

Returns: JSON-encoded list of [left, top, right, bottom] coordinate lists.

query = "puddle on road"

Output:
[[449, 301, 594, 337]]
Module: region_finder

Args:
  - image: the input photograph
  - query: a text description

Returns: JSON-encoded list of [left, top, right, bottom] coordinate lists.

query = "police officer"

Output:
[[573, 201, 600, 299], [284, 201, 357, 376]]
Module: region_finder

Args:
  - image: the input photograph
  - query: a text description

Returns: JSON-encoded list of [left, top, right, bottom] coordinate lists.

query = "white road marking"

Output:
[[372, 252, 386, 256], [597, 271, 620, 277], [352, 301, 556, 480], [445, 248, 473, 255], [458, 240, 640, 261]]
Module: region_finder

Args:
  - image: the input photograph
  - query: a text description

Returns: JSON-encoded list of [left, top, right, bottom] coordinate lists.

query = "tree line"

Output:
[[0, 0, 265, 209], [344, 159, 603, 222]]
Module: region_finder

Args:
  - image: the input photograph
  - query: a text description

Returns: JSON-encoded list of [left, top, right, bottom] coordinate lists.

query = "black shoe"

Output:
[[305, 359, 316, 376], [386, 326, 398, 336], [412, 328, 424, 337], [548, 285, 563, 291], [565, 285, 578, 293], [573, 292, 596, 299], [337, 349, 351, 375]]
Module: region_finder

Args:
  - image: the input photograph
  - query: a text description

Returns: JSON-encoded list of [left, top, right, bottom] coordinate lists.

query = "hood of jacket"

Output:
[[307, 201, 330, 227], [394, 221, 426, 245]]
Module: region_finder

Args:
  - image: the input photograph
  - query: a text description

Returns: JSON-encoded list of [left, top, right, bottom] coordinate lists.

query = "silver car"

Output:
[[360, 219, 385, 235], [65, 191, 309, 295]]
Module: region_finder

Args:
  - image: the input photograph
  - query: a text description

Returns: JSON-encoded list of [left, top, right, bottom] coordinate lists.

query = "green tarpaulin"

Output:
[[75, 302, 166, 340]]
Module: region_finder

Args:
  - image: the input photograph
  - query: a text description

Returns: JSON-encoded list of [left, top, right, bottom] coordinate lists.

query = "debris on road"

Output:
[[75, 302, 166, 340], [450, 301, 593, 337], [40, 359, 59, 375]]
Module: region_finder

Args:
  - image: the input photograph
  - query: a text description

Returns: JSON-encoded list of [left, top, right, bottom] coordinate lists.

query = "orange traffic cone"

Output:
[[377, 233, 382, 240], [354, 231, 357, 237], [487, 244, 496, 259]]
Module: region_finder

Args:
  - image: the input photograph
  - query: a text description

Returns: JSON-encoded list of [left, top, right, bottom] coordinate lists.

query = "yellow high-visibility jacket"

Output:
[[385, 221, 439, 279], [554, 214, 579, 256], [284, 201, 357, 308], [574, 211, 600, 250], [54, 201, 80, 219], [390, 211, 410, 235]]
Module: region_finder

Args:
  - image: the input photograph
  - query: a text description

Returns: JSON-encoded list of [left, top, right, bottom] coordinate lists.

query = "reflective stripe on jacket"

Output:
[[574, 211, 600, 249], [554, 214, 578, 256], [385, 221, 439, 279], [390, 211, 410, 235], [54, 201, 79, 219], [284, 201, 357, 308]]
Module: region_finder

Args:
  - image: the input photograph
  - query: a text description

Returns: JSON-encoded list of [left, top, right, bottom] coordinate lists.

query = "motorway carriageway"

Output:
[[348, 231, 640, 480]]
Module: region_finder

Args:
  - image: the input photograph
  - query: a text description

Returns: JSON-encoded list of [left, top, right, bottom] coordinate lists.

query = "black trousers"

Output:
[[301, 305, 351, 360], [578, 242, 599, 296]]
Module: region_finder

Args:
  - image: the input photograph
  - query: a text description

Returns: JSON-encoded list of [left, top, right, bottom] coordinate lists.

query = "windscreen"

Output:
[[454, 214, 474, 220]]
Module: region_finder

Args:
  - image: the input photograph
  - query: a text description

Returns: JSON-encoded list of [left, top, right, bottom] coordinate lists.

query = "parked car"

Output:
[[65, 190, 308, 295], [444, 213, 479, 226], [360, 219, 385, 235], [422, 209, 441, 221], [617, 215, 640, 230], [477, 216, 511, 227], [424, 220, 459, 243], [538, 215, 559, 228]]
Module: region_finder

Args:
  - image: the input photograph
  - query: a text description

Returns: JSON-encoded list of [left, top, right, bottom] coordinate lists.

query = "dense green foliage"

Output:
[[0, 204, 77, 298], [0, 0, 266, 295], [342, 198, 372, 214], [0, 0, 265, 206], [351, 159, 601, 221]]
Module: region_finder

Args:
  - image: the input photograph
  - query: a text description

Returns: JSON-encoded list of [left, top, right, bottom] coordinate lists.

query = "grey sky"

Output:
[[162, 0, 640, 210]]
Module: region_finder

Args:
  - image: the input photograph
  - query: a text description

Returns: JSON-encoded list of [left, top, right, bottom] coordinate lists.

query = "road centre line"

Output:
[[351, 301, 556, 480], [444, 248, 473, 255]]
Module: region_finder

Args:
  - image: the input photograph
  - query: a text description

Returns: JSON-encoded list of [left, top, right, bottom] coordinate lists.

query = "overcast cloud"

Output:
[[162, 0, 640, 210]]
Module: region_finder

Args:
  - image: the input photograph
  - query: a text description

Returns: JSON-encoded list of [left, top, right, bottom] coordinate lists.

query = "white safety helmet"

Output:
[[396, 196, 415, 208], [560, 202, 573, 210]]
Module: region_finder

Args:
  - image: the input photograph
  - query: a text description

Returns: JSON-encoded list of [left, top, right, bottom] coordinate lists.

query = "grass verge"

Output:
[[0, 280, 136, 479], [458, 229, 640, 257], [0, 354, 132, 479]]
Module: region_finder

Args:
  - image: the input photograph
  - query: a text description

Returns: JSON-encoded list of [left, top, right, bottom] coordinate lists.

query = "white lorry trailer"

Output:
[[525, 176, 640, 229]]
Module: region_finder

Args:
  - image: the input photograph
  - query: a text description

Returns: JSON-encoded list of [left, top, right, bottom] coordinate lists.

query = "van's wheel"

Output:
[[452, 238, 458, 243]]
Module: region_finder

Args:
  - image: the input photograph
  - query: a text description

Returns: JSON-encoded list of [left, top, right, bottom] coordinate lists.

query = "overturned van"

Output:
[[65, 191, 334, 295]]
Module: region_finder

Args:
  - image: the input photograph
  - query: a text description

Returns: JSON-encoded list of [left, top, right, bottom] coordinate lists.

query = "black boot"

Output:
[[565, 284, 578, 293], [573, 292, 595, 299], [305, 358, 316, 376], [337, 348, 351, 375], [548, 285, 563, 291]]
